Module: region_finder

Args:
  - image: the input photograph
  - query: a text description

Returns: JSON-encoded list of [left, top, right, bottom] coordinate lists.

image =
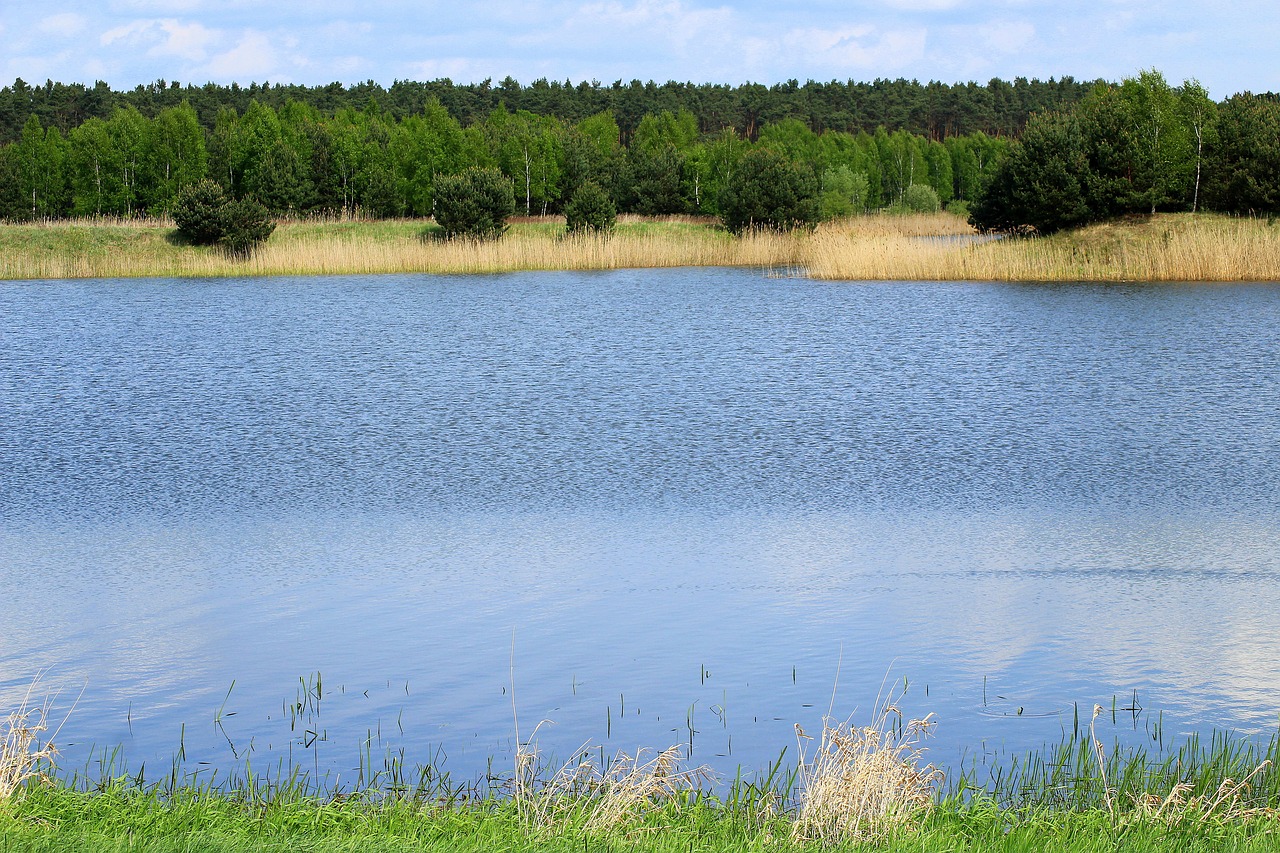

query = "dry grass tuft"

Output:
[[513, 735, 714, 834], [1130, 761, 1277, 825], [791, 697, 942, 844], [0, 681, 63, 801]]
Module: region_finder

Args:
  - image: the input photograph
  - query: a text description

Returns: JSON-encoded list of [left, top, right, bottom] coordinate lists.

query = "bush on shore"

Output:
[[564, 182, 617, 235], [433, 168, 516, 240], [172, 180, 275, 256]]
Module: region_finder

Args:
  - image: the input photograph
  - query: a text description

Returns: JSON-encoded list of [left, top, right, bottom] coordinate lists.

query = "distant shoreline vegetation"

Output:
[[0, 68, 1277, 264]]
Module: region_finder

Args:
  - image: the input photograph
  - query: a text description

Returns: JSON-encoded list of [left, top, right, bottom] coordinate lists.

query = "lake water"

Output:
[[2, 268, 1279, 792]]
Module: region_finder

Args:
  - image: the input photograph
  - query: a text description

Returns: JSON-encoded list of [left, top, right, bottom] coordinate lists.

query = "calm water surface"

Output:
[[2, 268, 1279, 788]]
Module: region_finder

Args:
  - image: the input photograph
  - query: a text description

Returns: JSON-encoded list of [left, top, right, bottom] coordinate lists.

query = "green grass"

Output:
[[4, 783, 1280, 852], [5, 724, 1280, 852]]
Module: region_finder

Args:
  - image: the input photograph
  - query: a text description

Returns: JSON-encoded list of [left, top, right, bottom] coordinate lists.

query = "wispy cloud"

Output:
[[38, 12, 88, 38], [202, 30, 280, 80]]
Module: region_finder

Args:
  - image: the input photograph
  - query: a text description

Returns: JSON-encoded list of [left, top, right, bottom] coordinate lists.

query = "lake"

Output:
[[2, 267, 1279, 792]]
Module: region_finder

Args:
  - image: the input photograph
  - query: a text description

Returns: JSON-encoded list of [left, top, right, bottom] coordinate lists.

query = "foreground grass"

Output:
[[4, 211, 1277, 282], [5, 691, 1280, 851], [4, 785, 1280, 852]]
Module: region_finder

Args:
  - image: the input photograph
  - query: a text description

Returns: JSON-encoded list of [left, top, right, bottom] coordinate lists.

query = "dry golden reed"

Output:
[[791, 694, 942, 844], [804, 214, 1280, 281], [3, 212, 1278, 281], [0, 681, 63, 800], [517, 743, 715, 834], [0, 218, 801, 280]]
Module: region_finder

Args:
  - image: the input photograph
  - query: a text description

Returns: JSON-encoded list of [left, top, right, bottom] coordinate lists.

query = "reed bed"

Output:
[[0, 218, 802, 279], [3, 212, 1278, 281], [804, 214, 1280, 281]]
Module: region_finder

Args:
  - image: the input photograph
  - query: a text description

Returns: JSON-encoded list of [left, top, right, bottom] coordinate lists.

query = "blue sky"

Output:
[[2, 1, 1276, 98]]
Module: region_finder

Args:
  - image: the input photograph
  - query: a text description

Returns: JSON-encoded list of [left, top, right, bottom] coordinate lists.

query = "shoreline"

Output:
[[3, 720, 1278, 851], [3, 212, 1277, 283]]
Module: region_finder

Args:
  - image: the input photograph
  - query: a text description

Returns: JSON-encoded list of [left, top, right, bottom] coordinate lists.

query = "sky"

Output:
[[1, 1, 1276, 99]]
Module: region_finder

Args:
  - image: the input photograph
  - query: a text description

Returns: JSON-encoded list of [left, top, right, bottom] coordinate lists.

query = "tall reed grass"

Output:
[[3, 212, 1277, 281], [0, 218, 801, 280], [805, 214, 1280, 281]]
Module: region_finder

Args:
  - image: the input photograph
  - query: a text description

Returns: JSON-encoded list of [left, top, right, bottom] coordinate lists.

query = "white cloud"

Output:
[[151, 20, 220, 60], [203, 31, 280, 80], [556, 0, 735, 52], [782, 25, 928, 75], [3, 0, 1278, 94], [100, 18, 220, 62], [39, 12, 87, 38]]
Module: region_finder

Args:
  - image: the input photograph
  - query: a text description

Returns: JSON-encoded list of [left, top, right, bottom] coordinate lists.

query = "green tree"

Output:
[[172, 178, 275, 254], [487, 106, 565, 215], [564, 180, 616, 234], [68, 117, 121, 215], [631, 109, 698, 154], [719, 147, 819, 233], [208, 107, 246, 195], [1202, 93, 1280, 214], [819, 165, 869, 218], [104, 106, 150, 216], [875, 128, 926, 207], [1178, 79, 1216, 213], [13, 115, 69, 219], [562, 111, 622, 202], [146, 102, 208, 213], [433, 166, 515, 239], [969, 110, 1091, 234], [0, 143, 24, 219], [392, 100, 467, 216], [1117, 70, 1192, 213], [622, 143, 688, 214], [171, 179, 228, 243], [899, 183, 941, 213], [685, 127, 747, 215], [238, 101, 308, 214]]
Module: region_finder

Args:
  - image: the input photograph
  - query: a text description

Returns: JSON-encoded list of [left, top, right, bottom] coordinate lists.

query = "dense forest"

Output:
[[1, 72, 1277, 229], [0, 75, 1025, 222], [0, 75, 1098, 146]]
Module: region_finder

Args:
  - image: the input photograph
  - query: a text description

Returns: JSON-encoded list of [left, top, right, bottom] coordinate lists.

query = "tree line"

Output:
[[971, 71, 1280, 233], [0, 96, 1010, 223], [0, 75, 1098, 149]]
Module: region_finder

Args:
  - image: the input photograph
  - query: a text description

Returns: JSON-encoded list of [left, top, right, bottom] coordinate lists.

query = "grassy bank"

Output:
[[4, 211, 1277, 282], [6, 786, 1280, 852], [5, 691, 1280, 852]]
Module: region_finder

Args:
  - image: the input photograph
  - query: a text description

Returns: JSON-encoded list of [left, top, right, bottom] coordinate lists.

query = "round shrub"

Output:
[[564, 181, 617, 235], [433, 167, 516, 240], [719, 148, 820, 234], [172, 179, 275, 256], [172, 180, 231, 245], [901, 184, 942, 213]]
